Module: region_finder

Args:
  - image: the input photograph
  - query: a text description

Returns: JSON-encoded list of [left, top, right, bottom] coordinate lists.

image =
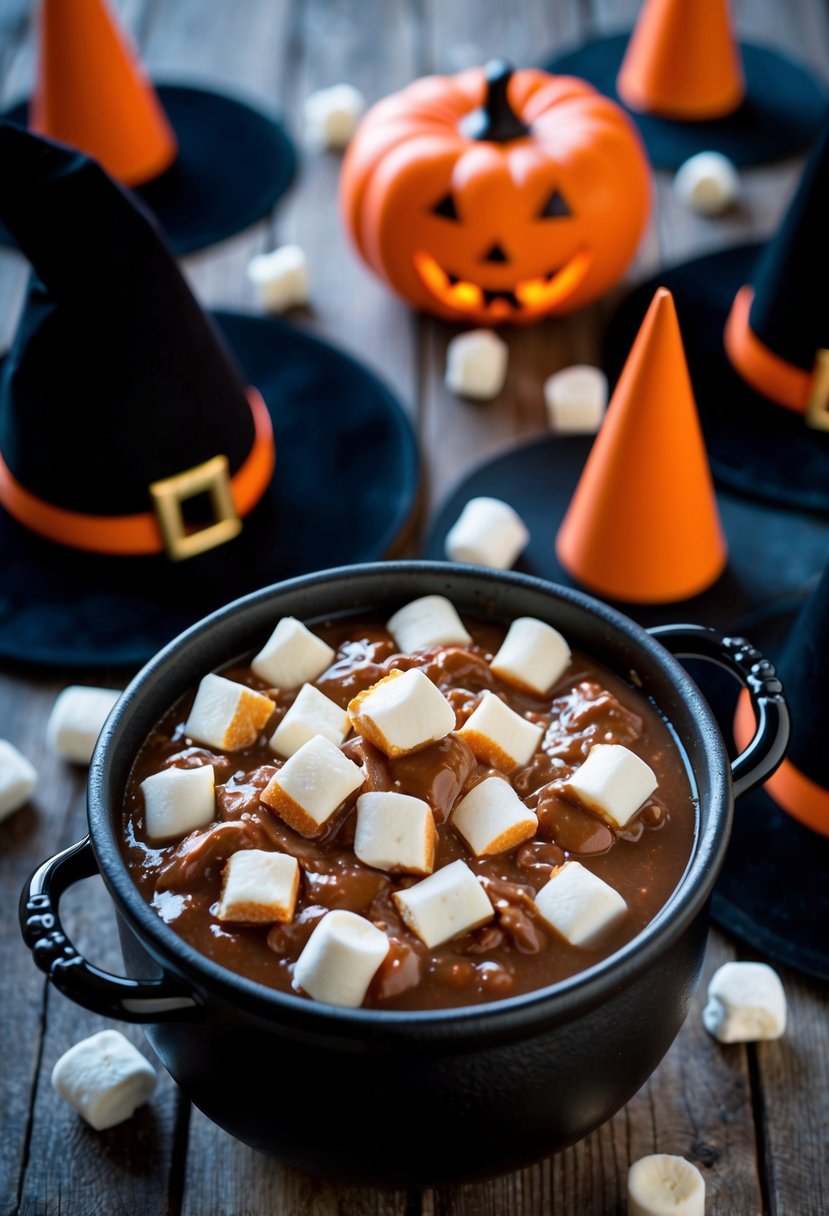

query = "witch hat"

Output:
[[0, 126, 418, 667], [0, 0, 296, 256]]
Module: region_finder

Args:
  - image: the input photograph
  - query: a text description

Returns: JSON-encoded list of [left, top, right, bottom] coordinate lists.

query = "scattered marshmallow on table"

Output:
[[184, 673, 275, 752], [565, 743, 658, 828], [386, 595, 472, 653], [544, 364, 608, 434], [354, 790, 436, 875], [490, 616, 572, 696], [51, 1029, 157, 1131], [141, 763, 216, 842], [304, 83, 365, 149], [293, 909, 389, 1008], [246, 245, 310, 313], [674, 150, 739, 217], [393, 858, 494, 948], [0, 739, 37, 823], [627, 1154, 706, 1216], [445, 328, 508, 400], [458, 691, 543, 771], [444, 496, 529, 569], [347, 668, 456, 757], [703, 961, 787, 1043], [217, 848, 300, 924], [452, 776, 537, 857], [251, 616, 335, 689], [260, 733, 364, 835], [46, 686, 121, 765], [535, 861, 627, 947], [269, 683, 350, 758]]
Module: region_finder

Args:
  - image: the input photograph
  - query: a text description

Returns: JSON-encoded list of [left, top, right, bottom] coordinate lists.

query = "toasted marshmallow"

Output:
[[0, 739, 37, 823], [544, 364, 608, 434], [304, 83, 366, 149], [46, 685, 121, 765], [184, 673, 275, 752], [445, 328, 508, 400], [251, 616, 335, 689], [386, 595, 472, 653], [674, 150, 739, 217], [354, 790, 436, 875], [703, 961, 787, 1043], [535, 861, 627, 946], [565, 744, 658, 828], [393, 858, 494, 948], [458, 691, 543, 771], [347, 668, 456, 758], [246, 244, 310, 313], [51, 1030, 157, 1131], [293, 909, 389, 1008], [490, 616, 572, 695], [217, 848, 300, 924], [452, 776, 537, 857], [628, 1154, 705, 1216], [269, 684, 350, 758], [141, 763, 216, 842], [260, 734, 364, 835], [444, 497, 529, 569]]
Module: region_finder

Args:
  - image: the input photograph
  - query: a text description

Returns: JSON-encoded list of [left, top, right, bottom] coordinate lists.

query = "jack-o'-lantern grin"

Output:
[[412, 247, 594, 320]]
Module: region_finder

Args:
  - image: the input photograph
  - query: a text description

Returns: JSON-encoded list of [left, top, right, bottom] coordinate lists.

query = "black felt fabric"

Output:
[[774, 565, 829, 783]]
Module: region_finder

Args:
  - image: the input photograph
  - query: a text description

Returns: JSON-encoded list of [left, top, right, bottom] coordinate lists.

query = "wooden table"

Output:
[[1, 1, 827, 1212]]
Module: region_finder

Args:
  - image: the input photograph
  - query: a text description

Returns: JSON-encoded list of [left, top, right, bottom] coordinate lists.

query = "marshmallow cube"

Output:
[[246, 245, 310, 313], [386, 595, 472, 653], [293, 909, 389, 1008], [703, 961, 787, 1043], [184, 673, 275, 752], [0, 739, 37, 823], [544, 364, 608, 434], [628, 1154, 706, 1216], [535, 861, 627, 947], [674, 150, 739, 217], [304, 83, 366, 149], [217, 848, 300, 924], [452, 776, 537, 857], [251, 616, 335, 689], [141, 763, 216, 842], [347, 668, 456, 758], [566, 744, 658, 828], [260, 733, 364, 835], [393, 858, 494, 948], [445, 329, 508, 401], [458, 691, 543, 771], [46, 686, 121, 765], [51, 1029, 157, 1131], [269, 683, 350, 758], [354, 790, 436, 875], [490, 616, 572, 696], [444, 496, 529, 569]]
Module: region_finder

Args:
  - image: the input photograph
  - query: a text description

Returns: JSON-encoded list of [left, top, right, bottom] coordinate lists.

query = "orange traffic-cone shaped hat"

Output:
[[556, 288, 727, 604]]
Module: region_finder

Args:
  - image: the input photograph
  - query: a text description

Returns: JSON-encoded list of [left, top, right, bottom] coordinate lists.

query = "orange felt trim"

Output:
[[0, 387, 274, 556], [724, 285, 813, 415]]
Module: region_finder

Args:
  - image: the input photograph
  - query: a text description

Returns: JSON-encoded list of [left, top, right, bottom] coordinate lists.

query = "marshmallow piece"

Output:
[[251, 616, 335, 689], [269, 683, 350, 758], [674, 150, 739, 217], [566, 743, 658, 828], [386, 595, 472, 653], [627, 1154, 705, 1216], [452, 776, 537, 857], [304, 83, 366, 149], [141, 763, 216, 842], [703, 961, 787, 1043], [260, 733, 364, 835], [457, 691, 543, 771], [51, 1030, 157, 1131], [0, 739, 37, 823], [184, 673, 275, 752], [544, 364, 608, 434], [293, 909, 389, 1008], [535, 861, 627, 946], [444, 497, 529, 569], [445, 329, 508, 400], [490, 616, 572, 695], [46, 686, 121, 765], [393, 858, 494, 948], [246, 245, 310, 313], [347, 668, 456, 758], [354, 790, 436, 875], [217, 848, 300, 924]]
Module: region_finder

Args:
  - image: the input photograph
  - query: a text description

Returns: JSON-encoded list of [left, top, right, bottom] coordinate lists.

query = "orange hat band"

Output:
[[0, 387, 275, 560], [724, 285, 815, 414]]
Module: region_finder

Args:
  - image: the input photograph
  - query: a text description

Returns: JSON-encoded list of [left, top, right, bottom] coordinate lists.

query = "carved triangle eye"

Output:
[[432, 193, 460, 220], [540, 189, 571, 218]]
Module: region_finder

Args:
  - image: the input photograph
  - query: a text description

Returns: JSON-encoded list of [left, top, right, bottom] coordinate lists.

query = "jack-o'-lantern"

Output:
[[340, 61, 651, 325]]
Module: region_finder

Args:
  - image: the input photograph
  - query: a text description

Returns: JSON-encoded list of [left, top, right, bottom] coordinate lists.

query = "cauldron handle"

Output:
[[649, 623, 789, 801], [20, 835, 201, 1022]]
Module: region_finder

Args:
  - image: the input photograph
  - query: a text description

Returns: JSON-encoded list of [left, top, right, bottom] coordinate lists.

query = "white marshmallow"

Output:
[[141, 763, 216, 842], [184, 673, 275, 752], [674, 150, 739, 217], [566, 744, 658, 828], [217, 848, 300, 924], [304, 83, 366, 149], [535, 861, 627, 946], [293, 909, 389, 1008], [269, 683, 350, 758], [251, 616, 335, 689], [354, 790, 436, 875], [452, 776, 537, 857], [445, 329, 508, 400], [544, 364, 608, 434], [703, 961, 787, 1043], [46, 686, 121, 765], [0, 739, 37, 823], [490, 616, 572, 695], [347, 668, 456, 758], [393, 858, 494, 948], [260, 733, 364, 835], [51, 1030, 157, 1131], [444, 497, 529, 569], [246, 245, 310, 313], [457, 691, 543, 771], [628, 1154, 706, 1216], [386, 595, 472, 653]]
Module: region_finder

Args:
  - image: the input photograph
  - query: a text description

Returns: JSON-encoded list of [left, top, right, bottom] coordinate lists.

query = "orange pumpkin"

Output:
[[340, 62, 651, 325]]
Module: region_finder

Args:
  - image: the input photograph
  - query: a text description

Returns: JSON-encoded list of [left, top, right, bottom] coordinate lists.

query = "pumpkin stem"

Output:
[[461, 61, 530, 143]]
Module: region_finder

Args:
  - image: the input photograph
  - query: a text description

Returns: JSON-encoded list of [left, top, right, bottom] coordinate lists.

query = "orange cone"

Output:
[[617, 0, 745, 121], [556, 288, 727, 604], [30, 0, 177, 187]]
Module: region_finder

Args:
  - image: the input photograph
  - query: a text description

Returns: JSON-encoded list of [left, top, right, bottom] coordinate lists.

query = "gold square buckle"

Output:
[[150, 455, 242, 561], [805, 348, 829, 432]]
